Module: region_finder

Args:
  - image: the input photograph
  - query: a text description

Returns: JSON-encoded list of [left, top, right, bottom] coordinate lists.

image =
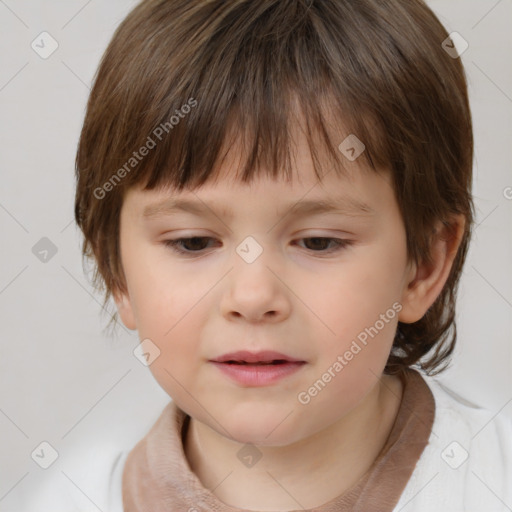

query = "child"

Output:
[[29, 0, 512, 510]]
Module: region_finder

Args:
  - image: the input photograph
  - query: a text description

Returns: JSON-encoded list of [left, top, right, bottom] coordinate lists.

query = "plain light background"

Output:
[[1, 0, 511, 509]]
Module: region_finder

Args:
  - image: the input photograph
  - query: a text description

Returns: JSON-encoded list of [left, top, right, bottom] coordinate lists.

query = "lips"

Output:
[[210, 350, 305, 364], [209, 350, 307, 386]]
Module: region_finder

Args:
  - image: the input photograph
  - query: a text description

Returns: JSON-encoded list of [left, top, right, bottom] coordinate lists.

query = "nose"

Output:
[[219, 251, 292, 324]]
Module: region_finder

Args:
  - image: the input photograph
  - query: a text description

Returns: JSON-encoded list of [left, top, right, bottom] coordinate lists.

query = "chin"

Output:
[[227, 428, 300, 448], [219, 411, 307, 448]]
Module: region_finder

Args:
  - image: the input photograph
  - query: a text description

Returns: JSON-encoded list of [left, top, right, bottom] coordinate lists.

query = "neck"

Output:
[[184, 374, 403, 511]]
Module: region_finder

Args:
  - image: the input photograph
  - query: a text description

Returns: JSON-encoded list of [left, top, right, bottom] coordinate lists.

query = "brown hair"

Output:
[[75, 0, 474, 376]]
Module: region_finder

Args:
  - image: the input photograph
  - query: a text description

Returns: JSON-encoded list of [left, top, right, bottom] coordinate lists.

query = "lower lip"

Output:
[[210, 361, 306, 386]]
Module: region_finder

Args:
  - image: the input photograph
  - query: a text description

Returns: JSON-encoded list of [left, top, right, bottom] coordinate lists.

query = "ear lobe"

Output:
[[398, 215, 465, 324], [113, 289, 137, 330]]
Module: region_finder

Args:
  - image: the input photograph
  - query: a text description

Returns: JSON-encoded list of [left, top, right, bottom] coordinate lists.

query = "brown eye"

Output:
[[163, 237, 216, 254], [297, 237, 353, 254], [163, 236, 353, 257]]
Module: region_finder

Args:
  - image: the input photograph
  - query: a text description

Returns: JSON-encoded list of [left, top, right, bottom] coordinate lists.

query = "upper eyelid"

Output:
[[164, 235, 353, 252], [166, 235, 351, 242]]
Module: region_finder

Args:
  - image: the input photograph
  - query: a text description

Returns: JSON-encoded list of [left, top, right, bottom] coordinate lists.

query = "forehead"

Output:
[[120, 87, 394, 221], [125, 150, 394, 224], [125, 109, 394, 218]]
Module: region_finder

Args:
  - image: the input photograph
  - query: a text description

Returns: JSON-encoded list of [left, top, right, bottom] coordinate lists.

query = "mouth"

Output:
[[209, 353, 306, 386], [221, 359, 294, 366], [210, 350, 306, 365]]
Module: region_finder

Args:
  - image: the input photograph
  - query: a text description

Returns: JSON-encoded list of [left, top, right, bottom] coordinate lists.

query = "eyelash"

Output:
[[162, 236, 354, 256]]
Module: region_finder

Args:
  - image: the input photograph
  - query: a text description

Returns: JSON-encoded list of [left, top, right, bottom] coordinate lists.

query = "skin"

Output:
[[114, 127, 465, 510]]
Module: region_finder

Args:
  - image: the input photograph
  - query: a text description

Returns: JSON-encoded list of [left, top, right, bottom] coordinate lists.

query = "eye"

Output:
[[295, 237, 353, 254], [162, 236, 353, 256], [163, 237, 217, 254]]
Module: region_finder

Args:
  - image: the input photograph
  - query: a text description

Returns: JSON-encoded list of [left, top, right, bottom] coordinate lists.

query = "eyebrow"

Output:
[[142, 196, 376, 220]]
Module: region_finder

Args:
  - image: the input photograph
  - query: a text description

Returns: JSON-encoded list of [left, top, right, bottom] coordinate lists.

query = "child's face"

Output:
[[115, 133, 418, 446]]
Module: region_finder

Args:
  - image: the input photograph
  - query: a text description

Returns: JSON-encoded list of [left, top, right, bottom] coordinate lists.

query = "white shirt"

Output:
[[17, 376, 512, 512]]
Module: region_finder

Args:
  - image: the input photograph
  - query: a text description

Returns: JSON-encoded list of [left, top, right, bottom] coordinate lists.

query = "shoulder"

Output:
[[19, 441, 129, 512], [395, 373, 512, 511], [19, 400, 172, 512]]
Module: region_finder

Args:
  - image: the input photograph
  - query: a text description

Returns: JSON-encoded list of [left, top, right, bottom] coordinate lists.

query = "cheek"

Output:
[[308, 248, 404, 385], [135, 287, 207, 403], [124, 244, 200, 333], [124, 254, 214, 389], [133, 283, 203, 357], [315, 255, 402, 337], [121, 248, 189, 350]]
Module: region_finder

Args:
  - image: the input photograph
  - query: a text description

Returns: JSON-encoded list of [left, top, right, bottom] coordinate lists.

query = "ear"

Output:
[[399, 214, 466, 324], [113, 288, 137, 330]]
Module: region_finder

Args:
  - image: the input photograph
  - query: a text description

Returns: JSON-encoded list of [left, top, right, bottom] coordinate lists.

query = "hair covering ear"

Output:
[[113, 290, 137, 330]]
